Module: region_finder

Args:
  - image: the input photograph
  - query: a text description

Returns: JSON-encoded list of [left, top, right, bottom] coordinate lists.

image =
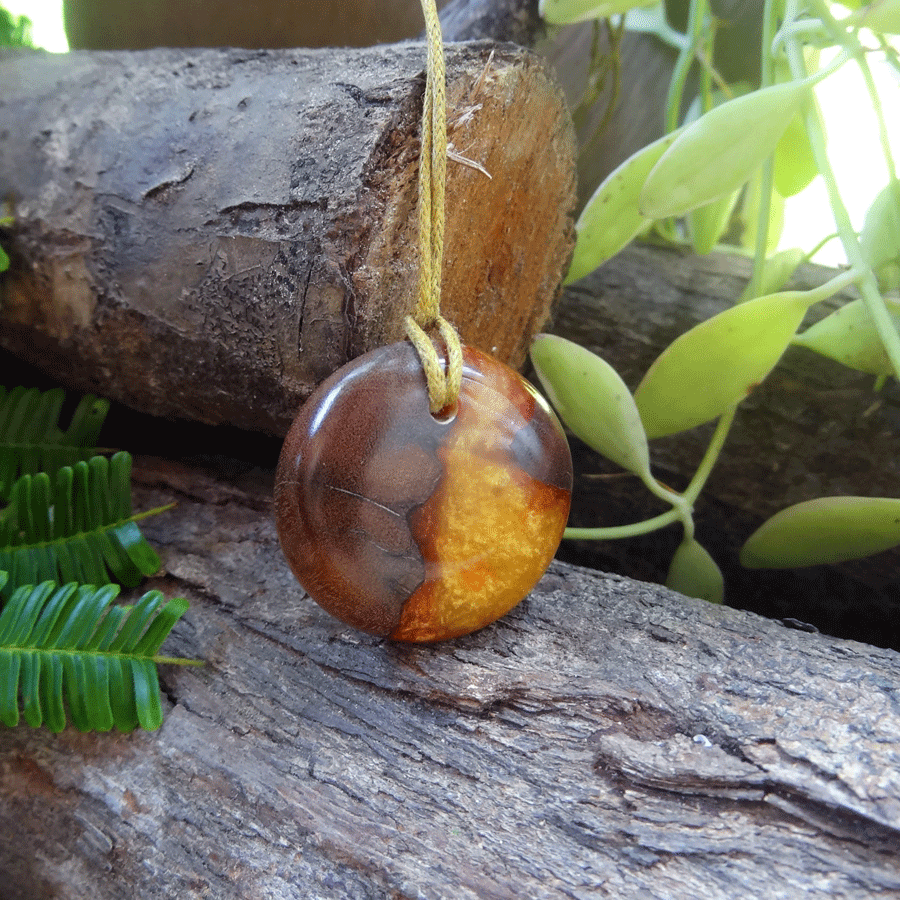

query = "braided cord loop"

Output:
[[405, 0, 463, 414]]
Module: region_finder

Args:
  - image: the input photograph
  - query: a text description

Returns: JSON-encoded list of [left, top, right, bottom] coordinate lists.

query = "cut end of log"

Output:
[[357, 44, 577, 368]]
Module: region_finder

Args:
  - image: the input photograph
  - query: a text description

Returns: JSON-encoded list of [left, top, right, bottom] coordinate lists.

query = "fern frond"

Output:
[[0, 452, 168, 598], [0, 579, 194, 732], [0, 386, 109, 502]]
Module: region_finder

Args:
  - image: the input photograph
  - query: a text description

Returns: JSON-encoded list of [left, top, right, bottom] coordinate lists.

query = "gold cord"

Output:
[[406, 0, 463, 414]]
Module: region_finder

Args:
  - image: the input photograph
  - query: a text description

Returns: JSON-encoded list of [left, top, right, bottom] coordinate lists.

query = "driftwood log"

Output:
[[0, 43, 575, 434], [439, 0, 544, 46], [0, 454, 899, 898]]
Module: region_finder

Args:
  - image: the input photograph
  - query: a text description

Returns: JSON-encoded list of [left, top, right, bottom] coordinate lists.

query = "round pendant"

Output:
[[274, 342, 572, 642]]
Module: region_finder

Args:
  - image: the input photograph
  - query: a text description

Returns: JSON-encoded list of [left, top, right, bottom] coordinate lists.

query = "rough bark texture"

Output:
[[547, 244, 900, 650], [439, 0, 543, 46], [0, 455, 898, 899], [0, 44, 575, 434]]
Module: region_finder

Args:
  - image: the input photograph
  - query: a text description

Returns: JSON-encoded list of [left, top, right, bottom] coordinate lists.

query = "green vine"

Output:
[[536, 0, 900, 604]]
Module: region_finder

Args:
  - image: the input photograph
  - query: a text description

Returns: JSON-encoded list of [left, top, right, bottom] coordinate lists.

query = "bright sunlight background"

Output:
[[12, 1, 899, 268], [6, 0, 67, 51], [779, 43, 900, 265]]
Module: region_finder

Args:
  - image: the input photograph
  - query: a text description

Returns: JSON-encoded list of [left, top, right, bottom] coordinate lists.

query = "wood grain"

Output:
[[0, 455, 898, 899]]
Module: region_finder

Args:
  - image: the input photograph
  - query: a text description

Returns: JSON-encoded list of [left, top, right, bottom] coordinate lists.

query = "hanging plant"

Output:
[[533, 0, 900, 607]]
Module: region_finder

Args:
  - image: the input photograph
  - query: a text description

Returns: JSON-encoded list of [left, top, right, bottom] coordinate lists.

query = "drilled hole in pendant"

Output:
[[431, 400, 458, 424]]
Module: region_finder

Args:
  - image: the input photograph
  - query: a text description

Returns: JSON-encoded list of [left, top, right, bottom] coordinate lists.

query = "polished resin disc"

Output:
[[275, 342, 572, 642]]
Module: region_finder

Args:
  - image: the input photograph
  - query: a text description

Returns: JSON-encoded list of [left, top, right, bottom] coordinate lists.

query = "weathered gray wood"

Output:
[[0, 44, 575, 435], [0, 455, 898, 899]]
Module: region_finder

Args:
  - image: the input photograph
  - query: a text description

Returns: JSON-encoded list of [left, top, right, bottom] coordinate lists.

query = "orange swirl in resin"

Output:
[[275, 342, 572, 642]]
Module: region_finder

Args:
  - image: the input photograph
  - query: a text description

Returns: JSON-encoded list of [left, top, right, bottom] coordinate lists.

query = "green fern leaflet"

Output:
[[0, 574, 196, 732], [0, 451, 169, 598], [0, 386, 110, 502]]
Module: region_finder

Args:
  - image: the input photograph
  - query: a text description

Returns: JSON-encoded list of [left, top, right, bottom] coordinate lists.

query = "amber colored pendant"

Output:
[[274, 342, 572, 642]]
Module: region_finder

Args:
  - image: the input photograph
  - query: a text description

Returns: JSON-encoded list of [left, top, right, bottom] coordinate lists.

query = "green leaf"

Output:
[[773, 112, 818, 198], [859, 180, 900, 292], [634, 291, 816, 437], [682, 85, 750, 253], [0, 580, 193, 732], [0, 9, 33, 47], [793, 297, 900, 375], [0, 244, 8, 274], [539, 0, 661, 25], [847, 0, 900, 33], [0, 387, 110, 502], [688, 189, 741, 255], [640, 80, 812, 218], [666, 538, 724, 603], [530, 334, 651, 478], [738, 248, 806, 303], [741, 496, 900, 568], [0, 452, 164, 598], [566, 130, 682, 282]]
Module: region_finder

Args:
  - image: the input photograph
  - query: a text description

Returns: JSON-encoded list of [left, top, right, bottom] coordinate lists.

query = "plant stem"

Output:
[[771, 16, 833, 50], [698, 17, 716, 112], [641, 472, 696, 539], [803, 266, 861, 304], [564, 508, 681, 541], [132, 502, 177, 522], [684, 405, 738, 504], [748, 0, 782, 300], [805, 231, 840, 261], [816, 0, 897, 183], [153, 656, 204, 666], [786, 0, 900, 380], [645, 404, 740, 540], [566, 405, 747, 544], [665, 0, 709, 132], [566, 402, 744, 543]]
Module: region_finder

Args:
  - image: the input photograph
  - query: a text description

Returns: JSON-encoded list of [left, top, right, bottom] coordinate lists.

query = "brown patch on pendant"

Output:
[[275, 342, 446, 636]]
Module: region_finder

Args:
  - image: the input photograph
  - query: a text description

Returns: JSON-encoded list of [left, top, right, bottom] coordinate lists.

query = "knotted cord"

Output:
[[405, 0, 463, 414]]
